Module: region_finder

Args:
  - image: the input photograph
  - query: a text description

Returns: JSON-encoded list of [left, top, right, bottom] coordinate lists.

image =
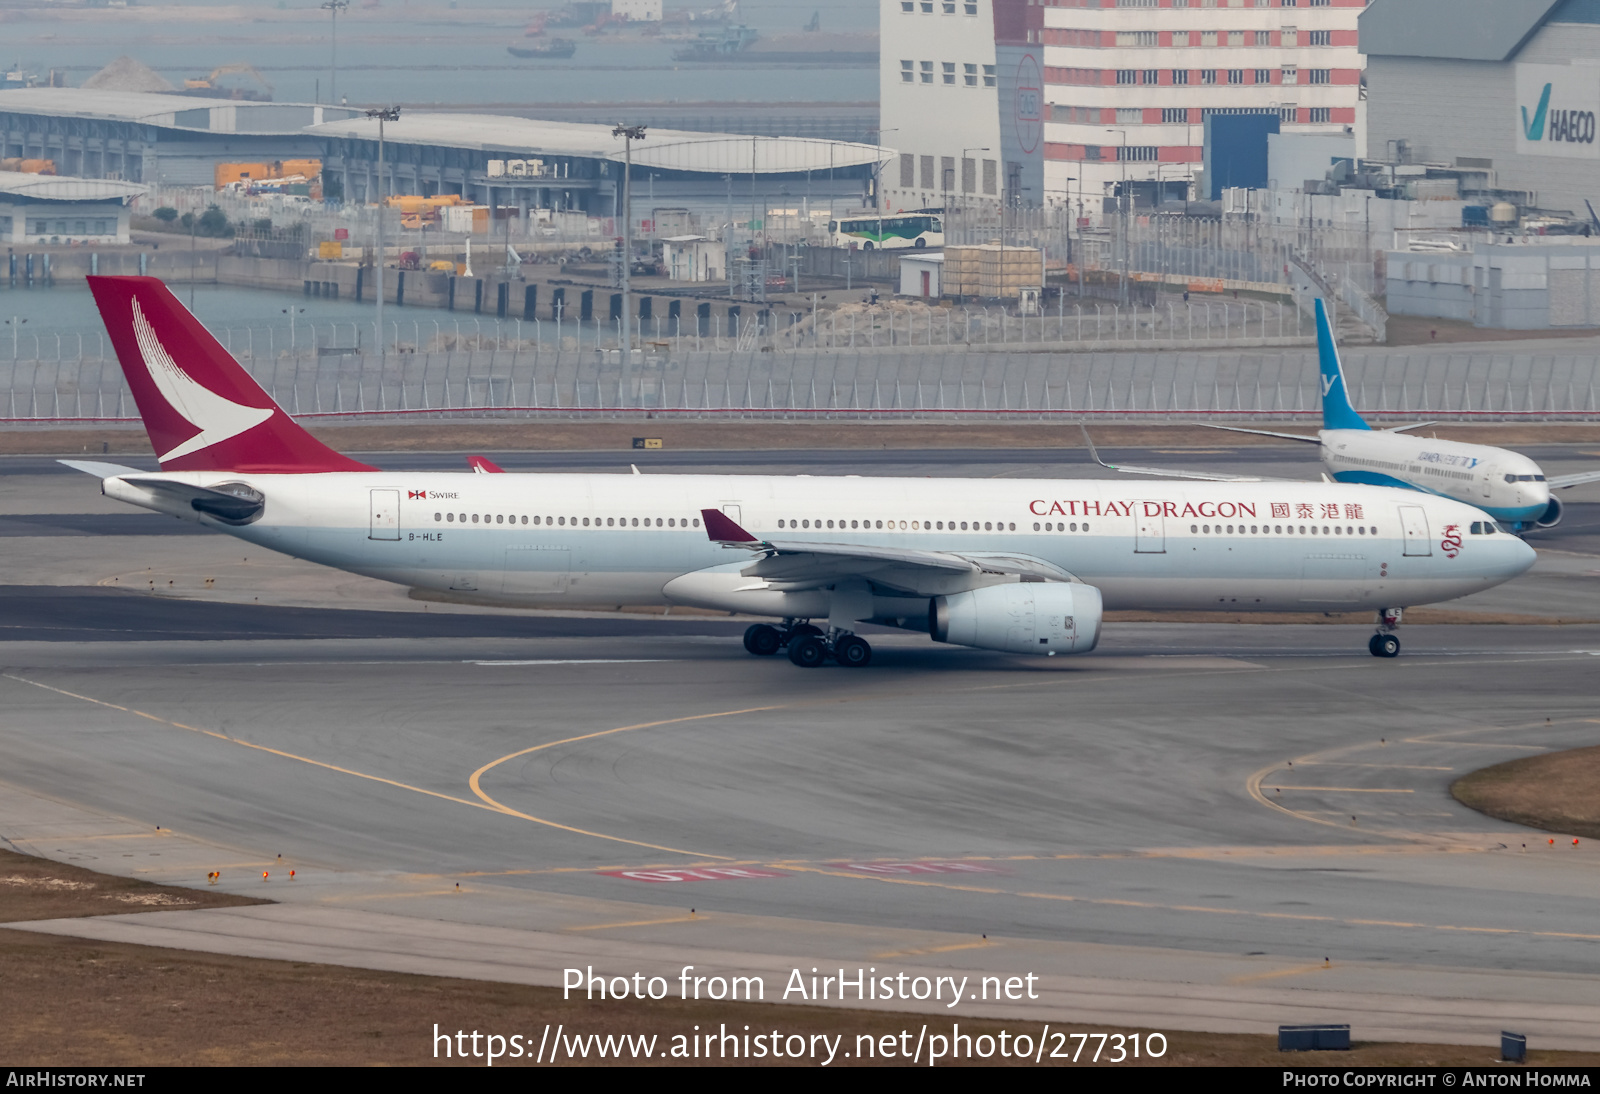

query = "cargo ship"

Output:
[[508, 39, 578, 59]]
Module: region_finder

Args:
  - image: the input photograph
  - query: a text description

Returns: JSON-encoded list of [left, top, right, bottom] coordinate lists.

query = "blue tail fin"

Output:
[[1316, 298, 1369, 432]]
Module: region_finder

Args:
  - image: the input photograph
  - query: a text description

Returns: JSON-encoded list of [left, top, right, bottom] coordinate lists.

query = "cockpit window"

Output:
[[1535, 475, 1546, 482], [1505, 474, 1517, 483]]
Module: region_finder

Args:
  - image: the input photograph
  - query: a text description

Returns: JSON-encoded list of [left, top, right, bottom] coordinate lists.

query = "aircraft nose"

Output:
[[1507, 534, 1538, 577]]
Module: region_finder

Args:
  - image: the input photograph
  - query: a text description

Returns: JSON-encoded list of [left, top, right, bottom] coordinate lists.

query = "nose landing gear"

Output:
[[1369, 607, 1403, 658]]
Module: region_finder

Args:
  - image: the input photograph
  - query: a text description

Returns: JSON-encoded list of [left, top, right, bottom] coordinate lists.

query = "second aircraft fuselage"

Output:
[[1320, 429, 1551, 526]]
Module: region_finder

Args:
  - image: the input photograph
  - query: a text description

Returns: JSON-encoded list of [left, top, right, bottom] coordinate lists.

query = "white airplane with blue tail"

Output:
[[1097, 299, 1600, 532]]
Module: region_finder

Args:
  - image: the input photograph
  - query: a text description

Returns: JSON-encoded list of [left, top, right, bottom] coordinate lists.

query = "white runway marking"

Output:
[[466, 659, 671, 666]]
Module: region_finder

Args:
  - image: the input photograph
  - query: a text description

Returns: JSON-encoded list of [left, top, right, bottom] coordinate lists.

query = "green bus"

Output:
[[827, 213, 944, 250]]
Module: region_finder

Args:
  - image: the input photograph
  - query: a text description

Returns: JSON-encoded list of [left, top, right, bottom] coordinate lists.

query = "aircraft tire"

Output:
[[744, 624, 781, 656], [1373, 634, 1401, 658], [834, 635, 872, 667], [788, 636, 828, 668]]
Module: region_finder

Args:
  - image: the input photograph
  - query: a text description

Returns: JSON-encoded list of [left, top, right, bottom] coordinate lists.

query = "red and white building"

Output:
[[880, 0, 1367, 214]]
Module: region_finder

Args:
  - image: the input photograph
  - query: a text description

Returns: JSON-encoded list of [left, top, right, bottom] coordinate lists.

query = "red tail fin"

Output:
[[87, 276, 375, 474]]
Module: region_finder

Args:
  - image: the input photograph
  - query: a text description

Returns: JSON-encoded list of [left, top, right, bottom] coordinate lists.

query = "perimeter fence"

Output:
[[7, 346, 1600, 424]]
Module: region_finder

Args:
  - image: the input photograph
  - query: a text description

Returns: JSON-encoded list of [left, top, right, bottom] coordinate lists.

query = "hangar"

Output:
[[1363, 0, 1600, 215]]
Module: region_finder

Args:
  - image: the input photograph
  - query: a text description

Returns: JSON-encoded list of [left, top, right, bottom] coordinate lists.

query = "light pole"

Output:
[[321, 0, 347, 106], [871, 128, 898, 211], [1106, 127, 1128, 305], [960, 146, 989, 240], [613, 124, 646, 356], [282, 306, 306, 354], [367, 106, 400, 360]]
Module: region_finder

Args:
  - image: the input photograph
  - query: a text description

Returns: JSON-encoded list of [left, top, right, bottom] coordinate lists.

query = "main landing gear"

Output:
[[743, 621, 873, 668], [1368, 607, 1403, 658]]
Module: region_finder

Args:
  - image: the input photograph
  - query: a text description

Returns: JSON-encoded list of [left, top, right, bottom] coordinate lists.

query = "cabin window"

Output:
[[523, 516, 529, 525], [1082, 523, 1090, 532], [472, 514, 479, 524], [693, 519, 700, 527], [1358, 525, 1365, 534], [912, 521, 920, 530], [1072, 522, 1079, 531]]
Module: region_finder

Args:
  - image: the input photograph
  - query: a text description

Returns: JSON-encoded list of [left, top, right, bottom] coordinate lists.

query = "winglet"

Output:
[[1315, 298, 1370, 432], [466, 455, 505, 474], [700, 507, 761, 545], [1080, 426, 1114, 470]]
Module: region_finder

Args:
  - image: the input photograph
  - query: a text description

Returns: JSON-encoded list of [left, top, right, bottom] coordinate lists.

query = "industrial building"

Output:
[[0, 88, 886, 227], [1362, 0, 1600, 217], [0, 170, 145, 244], [305, 112, 885, 226], [879, 0, 1367, 215], [0, 89, 353, 185]]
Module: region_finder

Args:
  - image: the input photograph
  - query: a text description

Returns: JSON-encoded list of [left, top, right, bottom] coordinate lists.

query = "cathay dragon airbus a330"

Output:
[[67, 277, 1533, 664]]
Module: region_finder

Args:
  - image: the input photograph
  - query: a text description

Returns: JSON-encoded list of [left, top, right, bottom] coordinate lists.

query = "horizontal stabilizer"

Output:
[[58, 459, 146, 478]]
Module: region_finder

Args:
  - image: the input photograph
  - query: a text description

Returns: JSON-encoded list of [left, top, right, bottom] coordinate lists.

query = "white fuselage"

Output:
[[1320, 429, 1551, 526], [104, 470, 1535, 625]]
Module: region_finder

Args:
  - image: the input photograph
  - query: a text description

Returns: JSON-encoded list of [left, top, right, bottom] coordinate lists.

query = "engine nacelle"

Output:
[[1537, 495, 1563, 529], [930, 582, 1103, 656]]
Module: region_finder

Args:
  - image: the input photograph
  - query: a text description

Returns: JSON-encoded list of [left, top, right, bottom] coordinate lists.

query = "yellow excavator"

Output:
[[183, 63, 273, 101]]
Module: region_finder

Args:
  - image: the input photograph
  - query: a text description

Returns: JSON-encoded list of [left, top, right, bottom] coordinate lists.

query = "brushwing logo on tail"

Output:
[[130, 297, 273, 462]]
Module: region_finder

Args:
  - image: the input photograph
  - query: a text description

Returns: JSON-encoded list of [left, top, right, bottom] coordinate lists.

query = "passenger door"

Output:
[[1134, 505, 1165, 553], [1399, 504, 1432, 556], [369, 489, 400, 541]]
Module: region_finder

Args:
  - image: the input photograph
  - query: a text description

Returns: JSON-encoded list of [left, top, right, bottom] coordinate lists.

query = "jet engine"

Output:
[[1537, 495, 1563, 529], [929, 582, 1103, 656]]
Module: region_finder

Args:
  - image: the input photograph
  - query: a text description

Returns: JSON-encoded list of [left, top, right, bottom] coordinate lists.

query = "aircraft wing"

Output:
[[699, 509, 1076, 595], [1080, 427, 1268, 483], [1201, 424, 1321, 444], [1548, 469, 1600, 490]]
